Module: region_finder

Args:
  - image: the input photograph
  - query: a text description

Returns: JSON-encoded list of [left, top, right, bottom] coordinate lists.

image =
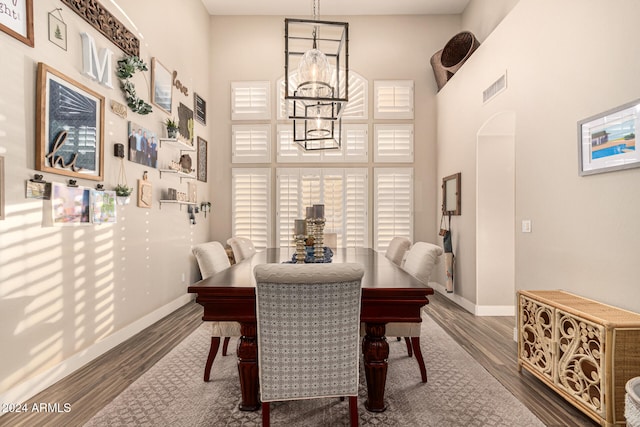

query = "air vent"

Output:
[[483, 72, 507, 103]]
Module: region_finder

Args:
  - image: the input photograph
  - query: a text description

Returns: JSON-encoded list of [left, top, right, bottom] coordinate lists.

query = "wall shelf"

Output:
[[158, 168, 196, 181], [159, 138, 196, 152], [158, 200, 197, 210]]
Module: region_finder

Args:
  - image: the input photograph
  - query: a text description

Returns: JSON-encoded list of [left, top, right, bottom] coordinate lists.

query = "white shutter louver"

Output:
[[231, 81, 271, 120], [374, 168, 413, 251], [374, 80, 414, 119], [374, 124, 414, 163], [232, 124, 271, 163], [232, 168, 271, 249]]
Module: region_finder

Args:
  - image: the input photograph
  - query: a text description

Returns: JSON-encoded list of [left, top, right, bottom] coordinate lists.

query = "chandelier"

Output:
[[284, 0, 349, 150]]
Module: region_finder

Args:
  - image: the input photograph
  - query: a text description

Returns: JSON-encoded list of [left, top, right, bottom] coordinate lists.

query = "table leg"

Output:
[[362, 322, 389, 412], [237, 322, 260, 411]]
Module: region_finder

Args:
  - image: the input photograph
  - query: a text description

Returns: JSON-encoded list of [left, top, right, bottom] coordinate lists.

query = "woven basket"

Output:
[[627, 377, 640, 427]]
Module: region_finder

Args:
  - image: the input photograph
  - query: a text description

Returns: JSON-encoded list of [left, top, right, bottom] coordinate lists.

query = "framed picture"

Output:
[[51, 183, 91, 225], [177, 102, 194, 145], [0, 156, 4, 220], [0, 0, 34, 47], [48, 12, 67, 50], [442, 172, 461, 215], [578, 99, 640, 176], [151, 58, 172, 114], [91, 190, 117, 224], [197, 137, 207, 182], [137, 178, 152, 208], [127, 121, 159, 168], [194, 92, 206, 125], [36, 62, 105, 181]]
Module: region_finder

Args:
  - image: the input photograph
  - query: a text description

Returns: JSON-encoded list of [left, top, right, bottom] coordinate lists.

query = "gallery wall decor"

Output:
[[48, 9, 67, 50], [151, 58, 172, 115], [194, 92, 206, 125], [91, 189, 116, 223], [442, 172, 461, 216], [197, 136, 207, 182], [578, 98, 640, 176], [0, 0, 34, 47], [116, 56, 152, 115], [60, 0, 139, 57], [172, 70, 188, 96], [137, 171, 152, 208], [127, 121, 159, 168], [36, 62, 105, 181], [177, 102, 194, 145], [51, 182, 91, 225]]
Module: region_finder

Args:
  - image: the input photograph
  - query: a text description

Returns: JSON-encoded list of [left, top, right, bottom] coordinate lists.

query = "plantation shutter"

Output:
[[374, 124, 414, 163], [374, 80, 414, 119], [232, 124, 271, 163], [231, 81, 270, 120], [374, 168, 413, 251], [231, 168, 271, 249]]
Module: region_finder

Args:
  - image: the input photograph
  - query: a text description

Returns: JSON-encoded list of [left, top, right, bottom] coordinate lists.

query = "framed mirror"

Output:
[[442, 172, 461, 215]]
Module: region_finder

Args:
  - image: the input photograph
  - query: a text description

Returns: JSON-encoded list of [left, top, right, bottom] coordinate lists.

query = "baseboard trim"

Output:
[[429, 282, 515, 317], [0, 293, 194, 406]]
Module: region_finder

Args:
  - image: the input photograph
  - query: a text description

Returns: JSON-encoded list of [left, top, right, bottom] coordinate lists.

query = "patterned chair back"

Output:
[[254, 263, 364, 402]]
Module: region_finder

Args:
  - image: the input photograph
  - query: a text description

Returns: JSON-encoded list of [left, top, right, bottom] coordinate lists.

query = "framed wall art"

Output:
[[0, 0, 34, 47], [51, 183, 91, 225], [578, 98, 640, 176], [442, 172, 461, 215], [48, 10, 67, 50], [194, 92, 206, 125], [197, 136, 207, 182], [36, 62, 105, 181], [177, 102, 194, 145], [151, 58, 172, 114], [127, 121, 159, 168]]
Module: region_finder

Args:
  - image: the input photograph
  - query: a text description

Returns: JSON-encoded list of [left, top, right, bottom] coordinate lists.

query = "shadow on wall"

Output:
[[430, 31, 481, 91]]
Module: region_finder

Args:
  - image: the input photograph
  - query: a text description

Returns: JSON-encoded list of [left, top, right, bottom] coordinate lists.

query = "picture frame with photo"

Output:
[[194, 92, 206, 125], [0, 0, 34, 47], [51, 183, 91, 225], [151, 58, 172, 114], [197, 136, 207, 182], [36, 62, 105, 181], [127, 121, 159, 168], [48, 11, 67, 50], [578, 98, 640, 176]]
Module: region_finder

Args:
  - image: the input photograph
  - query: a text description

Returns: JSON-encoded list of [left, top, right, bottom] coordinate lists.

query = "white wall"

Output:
[[461, 0, 520, 42], [436, 0, 640, 314], [0, 0, 212, 404]]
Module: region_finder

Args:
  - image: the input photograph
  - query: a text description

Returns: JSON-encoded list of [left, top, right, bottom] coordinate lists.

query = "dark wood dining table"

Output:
[[188, 247, 434, 412]]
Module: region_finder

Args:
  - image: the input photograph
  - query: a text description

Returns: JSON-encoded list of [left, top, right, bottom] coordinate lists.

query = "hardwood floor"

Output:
[[0, 292, 598, 427]]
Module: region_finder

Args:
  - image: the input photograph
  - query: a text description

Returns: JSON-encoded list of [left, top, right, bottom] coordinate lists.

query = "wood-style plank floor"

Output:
[[0, 292, 598, 427]]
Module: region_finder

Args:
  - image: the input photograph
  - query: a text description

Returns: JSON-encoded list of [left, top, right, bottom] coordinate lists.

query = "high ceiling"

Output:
[[200, 0, 471, 16]]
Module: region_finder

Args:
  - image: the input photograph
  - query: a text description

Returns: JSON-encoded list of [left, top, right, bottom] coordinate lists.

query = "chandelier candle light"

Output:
[[284, 0, 349, 151]]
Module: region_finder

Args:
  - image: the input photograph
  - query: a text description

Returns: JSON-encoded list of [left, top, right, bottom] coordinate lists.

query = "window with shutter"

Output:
[[373, 168, 413, 251], [232, 124, 271, 163], [276, 123, 368, 163], [276, 168, 368, 248], [231, 168, 271, 249], [231, 81, 271, 120], [374, 124, 414, 163], [374, 80, 414, 119]]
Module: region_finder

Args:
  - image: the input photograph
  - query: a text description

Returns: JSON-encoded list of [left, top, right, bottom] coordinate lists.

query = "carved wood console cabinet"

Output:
[[518, 290, 640, 426]]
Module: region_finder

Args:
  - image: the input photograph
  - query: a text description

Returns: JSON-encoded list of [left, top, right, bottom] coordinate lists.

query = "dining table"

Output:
[[187, 247, 434, 412]]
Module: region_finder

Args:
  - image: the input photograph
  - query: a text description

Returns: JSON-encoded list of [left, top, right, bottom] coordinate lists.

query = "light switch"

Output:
[[521, 220, 532, 233]]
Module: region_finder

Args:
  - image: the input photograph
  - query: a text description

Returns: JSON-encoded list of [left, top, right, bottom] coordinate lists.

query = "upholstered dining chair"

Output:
[[254, 263, 364, 427], [385, 236, 412, 266], [192, 241, 242, 382], [226, 236, 256, 263], [387, 241, 443, 383]]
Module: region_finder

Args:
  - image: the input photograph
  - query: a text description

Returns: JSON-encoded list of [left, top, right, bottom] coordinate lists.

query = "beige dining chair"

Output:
[[192, 241, 242, 382], [385, 236, 411, 266], [388, 241, 443, 383], [255, 263, 364, 427], [226, 236, 257, 263]]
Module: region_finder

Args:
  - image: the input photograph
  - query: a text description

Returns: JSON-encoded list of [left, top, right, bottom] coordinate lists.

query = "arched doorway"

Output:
[[476, 111, 516, 314]]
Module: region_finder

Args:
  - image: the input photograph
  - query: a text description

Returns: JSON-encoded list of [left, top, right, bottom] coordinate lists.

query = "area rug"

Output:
[[85, 313, 543, 426]]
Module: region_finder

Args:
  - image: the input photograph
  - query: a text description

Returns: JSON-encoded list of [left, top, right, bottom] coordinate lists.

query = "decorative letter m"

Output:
[[81, 32, 114, 88]]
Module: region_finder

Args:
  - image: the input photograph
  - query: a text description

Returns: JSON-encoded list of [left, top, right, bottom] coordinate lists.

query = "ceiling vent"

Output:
[[483, 72, 507, 104]]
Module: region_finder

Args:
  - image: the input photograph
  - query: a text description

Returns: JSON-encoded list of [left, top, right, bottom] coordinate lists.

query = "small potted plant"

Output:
[[165, 117, 178, 139], [114, 184, 133, 205]]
